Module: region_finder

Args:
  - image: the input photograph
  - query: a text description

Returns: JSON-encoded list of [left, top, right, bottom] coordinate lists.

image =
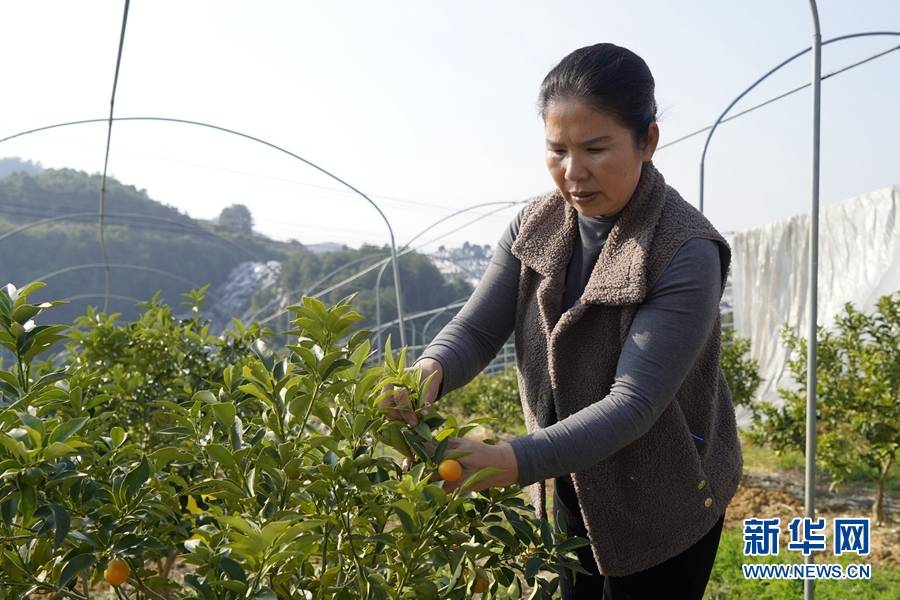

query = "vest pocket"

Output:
[[599, 401, 713, 545]]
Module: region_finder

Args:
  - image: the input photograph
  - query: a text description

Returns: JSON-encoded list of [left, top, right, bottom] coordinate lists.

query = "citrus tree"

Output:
[[720, 327, 763, 410], [0, 281, 590, 599], [441, 367, 526, 438], [749, 291, 899, 523]]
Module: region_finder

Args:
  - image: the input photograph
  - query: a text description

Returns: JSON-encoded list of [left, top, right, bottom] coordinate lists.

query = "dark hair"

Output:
[[538, 43, 658, 148]]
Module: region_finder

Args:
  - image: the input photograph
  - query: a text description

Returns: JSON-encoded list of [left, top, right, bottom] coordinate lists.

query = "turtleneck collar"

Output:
[[510, 160, 668, 305], [578, 211, 619, 224], [577, 209, 618, 245]]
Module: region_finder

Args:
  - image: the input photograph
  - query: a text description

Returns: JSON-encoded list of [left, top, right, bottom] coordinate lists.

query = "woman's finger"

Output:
[[378, 388, 417, 425]]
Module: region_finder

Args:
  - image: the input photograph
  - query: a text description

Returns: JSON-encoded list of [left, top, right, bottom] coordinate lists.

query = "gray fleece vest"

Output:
[[509, 161, 743, 576]]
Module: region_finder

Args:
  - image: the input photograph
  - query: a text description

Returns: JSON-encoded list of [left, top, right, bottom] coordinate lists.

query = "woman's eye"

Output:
[[548, 148, 566, 156], [588, 148, 606, 154]]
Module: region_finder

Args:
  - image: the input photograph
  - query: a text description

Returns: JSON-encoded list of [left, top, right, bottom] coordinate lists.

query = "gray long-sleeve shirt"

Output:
[[415, 204, 722, 494]]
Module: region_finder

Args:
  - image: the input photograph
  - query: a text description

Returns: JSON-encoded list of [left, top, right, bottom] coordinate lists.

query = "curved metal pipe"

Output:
[[0, 115, 407, 345], [64, 293, 144, 305], [242, 251, 388, 324], [35, 263, 202, 289], [698, 31, 900, 213], [0, 210, 267, 262]]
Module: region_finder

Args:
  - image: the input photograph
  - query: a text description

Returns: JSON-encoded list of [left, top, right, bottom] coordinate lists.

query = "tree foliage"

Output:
[[720, 327, 763, 409], [0, 169, 471, 342], [0, 281, 586, 599], [217, 204, 254, 235], [442, 368, 525, 438], [748, 292, 900, 523]]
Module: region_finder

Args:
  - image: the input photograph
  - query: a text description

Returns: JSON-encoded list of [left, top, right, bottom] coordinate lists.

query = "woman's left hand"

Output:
[[413, 437, 519, 493]]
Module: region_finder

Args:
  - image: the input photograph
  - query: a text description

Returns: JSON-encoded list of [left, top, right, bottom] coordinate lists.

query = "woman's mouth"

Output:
[[570, 191, 598, 203]]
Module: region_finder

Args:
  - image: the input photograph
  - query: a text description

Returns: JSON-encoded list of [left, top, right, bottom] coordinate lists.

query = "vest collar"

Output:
[[510, 160, 668, 306]]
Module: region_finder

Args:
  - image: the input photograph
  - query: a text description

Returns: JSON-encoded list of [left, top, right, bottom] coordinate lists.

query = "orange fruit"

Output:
[[438, 459, 462, 482], [104, 558, 130, 586]]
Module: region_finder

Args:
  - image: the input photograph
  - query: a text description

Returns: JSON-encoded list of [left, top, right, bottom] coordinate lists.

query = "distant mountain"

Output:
[[0, 168, 287, 328], [0, 167, 190, 225], [0, 166, 472, 348], [307, 242, 349, 254]]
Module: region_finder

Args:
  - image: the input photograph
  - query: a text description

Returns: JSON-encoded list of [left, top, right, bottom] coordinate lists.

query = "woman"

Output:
[[380, 42, 742, 599]]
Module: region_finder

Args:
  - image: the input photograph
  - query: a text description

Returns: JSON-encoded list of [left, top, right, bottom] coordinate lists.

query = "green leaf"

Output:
[[230, 417, 244, 450], [400, 428, 430, 463], [487, 525, 518, 548], [12, 303, 41, 324], [48, 417, 88, 445], [433, 438, 449, 463], [212, 402, 237, 428], [193, 390, 217, 404], [149, 446, 194, 466], [11, 281, 45, 303], [383, 335, 395, 371], [206, 444, 239, 473], [391, 499, 417, 533], [459, 467, 504, 494], [293, 345, 319, 374], [413, 421, 432, 439], [303, 296, 329, 321], [21, 324, 68, 363], [422, 484, 447, 506], [0, 370, 20, 391], [110, 426, 127, 448], [59, 553, 95, 587], [322, 358, 354, 381], [191, 478, 246, 499], [17, 412, 44, 439], [123, 456, 150, 500], [32, 369, 68, 391], [0, 434, 27, 462], [555, 536, 591, 554], [44, 442, 77, 460], [50, 502, 70, 548], [352, 414, 370, 437], [1, 496, 18, 526], [219, 555, 247, 582], [539, 519, 553, 548], [524, 555, 543, 580], [237, 382, 272, 407]]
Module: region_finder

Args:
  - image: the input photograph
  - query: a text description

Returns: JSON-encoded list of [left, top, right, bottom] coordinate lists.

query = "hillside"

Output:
[[0, 166, 473, 345]]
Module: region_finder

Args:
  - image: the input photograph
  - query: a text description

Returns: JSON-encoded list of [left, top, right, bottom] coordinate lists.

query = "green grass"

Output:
[[739, 432, 900, 493], [706, 526, 900, 599], [739, 432, 806, 473]]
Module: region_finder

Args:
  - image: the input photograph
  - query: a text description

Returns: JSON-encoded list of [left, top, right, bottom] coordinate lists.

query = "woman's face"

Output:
[[544, 97, 659, 218]]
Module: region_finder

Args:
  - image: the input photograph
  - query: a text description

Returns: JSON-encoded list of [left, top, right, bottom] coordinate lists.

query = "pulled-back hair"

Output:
[[538, 43, 658, 148]]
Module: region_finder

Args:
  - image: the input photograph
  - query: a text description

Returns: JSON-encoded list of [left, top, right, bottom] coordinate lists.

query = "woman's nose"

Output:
[[564, 155, 589, 181]]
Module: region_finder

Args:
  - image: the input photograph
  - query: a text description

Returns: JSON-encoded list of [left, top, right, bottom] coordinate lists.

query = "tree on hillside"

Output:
[[0, 157, 43, 179], [218, 203, 254, 234]]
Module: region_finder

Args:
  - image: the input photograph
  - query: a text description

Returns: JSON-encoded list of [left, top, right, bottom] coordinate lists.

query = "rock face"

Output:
[[203, 260, 282, 334], [429, 248, 492, 288]]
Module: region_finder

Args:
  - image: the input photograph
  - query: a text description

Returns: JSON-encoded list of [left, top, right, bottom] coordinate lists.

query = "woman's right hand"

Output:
[[378, 357, 443, 427]]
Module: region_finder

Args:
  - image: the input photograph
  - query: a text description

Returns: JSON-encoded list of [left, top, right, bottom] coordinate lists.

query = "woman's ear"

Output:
[[642, 121, 660, 162]]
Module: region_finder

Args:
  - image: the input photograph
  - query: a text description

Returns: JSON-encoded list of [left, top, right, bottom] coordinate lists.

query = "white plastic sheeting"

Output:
[[731, 185, 900, 428]]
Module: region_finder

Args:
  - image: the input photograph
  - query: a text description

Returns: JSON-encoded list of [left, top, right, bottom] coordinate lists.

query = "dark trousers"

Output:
[[553, 481, 724, 600]]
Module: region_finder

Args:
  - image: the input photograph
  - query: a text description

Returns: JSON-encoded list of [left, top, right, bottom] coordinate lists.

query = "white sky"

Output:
[[1, 1, 898, 253]]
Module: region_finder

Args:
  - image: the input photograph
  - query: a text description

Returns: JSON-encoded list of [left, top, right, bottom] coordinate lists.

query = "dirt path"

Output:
[[726, 471, 899, 567]]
